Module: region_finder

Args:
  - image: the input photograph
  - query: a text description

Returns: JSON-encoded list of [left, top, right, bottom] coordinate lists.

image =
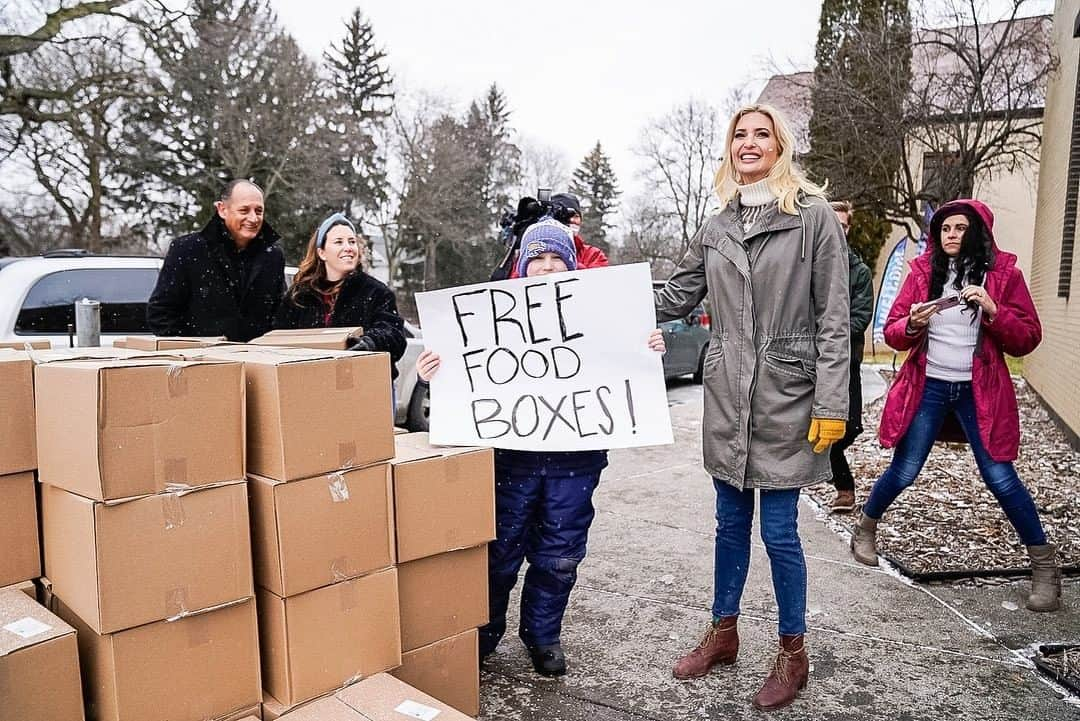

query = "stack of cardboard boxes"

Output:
[[197, 346, 401, 717], [1, 337, 497, 720], [388, 432, 496, 717], [0, 348, 85, 721], [35, 356, 261, 721]]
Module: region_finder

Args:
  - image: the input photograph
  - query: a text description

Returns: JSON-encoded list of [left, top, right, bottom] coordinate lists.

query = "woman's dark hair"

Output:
[[927, 207, 994, 302]]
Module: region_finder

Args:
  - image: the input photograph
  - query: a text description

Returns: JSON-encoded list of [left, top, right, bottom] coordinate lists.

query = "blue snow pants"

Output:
[[479, 449, 608, 656]]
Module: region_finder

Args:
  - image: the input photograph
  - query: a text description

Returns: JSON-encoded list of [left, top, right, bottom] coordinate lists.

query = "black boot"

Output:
[[528, 643, 567, 677]]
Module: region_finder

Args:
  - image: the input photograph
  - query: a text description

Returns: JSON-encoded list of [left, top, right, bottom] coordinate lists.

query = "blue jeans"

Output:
[[864, 378, 1046, 546], [712, 480, 806, 635]]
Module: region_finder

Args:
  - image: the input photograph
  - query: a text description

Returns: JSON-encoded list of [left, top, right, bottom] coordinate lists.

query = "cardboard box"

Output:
[[0, 351, 35, 475], [196, 347, 393, 481], [0, 471, 39, 587], [397, 546, 488, 652], [54, 596, 261, 721], [0, 588, 84, 721], [279, 673, 475, 721], [250, 327, 364, 350], [29, 346, 143, 362], [115, 336, 228, 351], [250, 464, 394, 598], [261, 692, 328, 721], [42, 481, 253, 634], [390, 435, 495, 563], [391, 629, 479, 716], [257, 568, 401, 708], [0, 339, 50, 350], [0, 579, 37, 600], [217, 707, 262, 721], [35, 357, 245, 500]]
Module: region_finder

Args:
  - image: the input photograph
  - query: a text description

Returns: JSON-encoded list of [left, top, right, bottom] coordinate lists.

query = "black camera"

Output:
[[492, 188, 576, 281]]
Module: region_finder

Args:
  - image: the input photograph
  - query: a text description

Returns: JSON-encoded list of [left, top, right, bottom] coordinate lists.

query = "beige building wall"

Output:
[[1026, 0, 1080, 443]]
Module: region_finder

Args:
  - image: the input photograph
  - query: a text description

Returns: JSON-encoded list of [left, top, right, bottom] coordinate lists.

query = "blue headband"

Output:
[[316, 212, 356, 249]]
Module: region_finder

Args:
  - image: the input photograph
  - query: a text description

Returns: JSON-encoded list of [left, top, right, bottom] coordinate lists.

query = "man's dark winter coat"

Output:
[[147, 214, 286, 342]]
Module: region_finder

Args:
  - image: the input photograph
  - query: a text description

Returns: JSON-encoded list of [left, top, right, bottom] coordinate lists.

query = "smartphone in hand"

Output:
[[928, 295, 962, 312]]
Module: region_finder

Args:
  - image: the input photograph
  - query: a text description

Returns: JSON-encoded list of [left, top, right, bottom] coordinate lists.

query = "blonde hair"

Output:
[[714, 103, 826, 215]]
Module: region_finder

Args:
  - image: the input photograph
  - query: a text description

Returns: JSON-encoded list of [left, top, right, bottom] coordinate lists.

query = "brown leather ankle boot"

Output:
[[672, 616, 739, 680], [752, 634, 809, 711]]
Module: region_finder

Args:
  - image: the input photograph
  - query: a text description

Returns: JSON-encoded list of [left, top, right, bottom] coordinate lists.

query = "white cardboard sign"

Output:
[[415, 263, 674, 451]]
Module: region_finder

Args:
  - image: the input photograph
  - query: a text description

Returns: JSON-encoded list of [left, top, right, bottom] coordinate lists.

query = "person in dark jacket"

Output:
[[148, 179, 286, 342], [274, 212, 406, 378], [416, 218, 666, 678], [828, 201, 874, 513]]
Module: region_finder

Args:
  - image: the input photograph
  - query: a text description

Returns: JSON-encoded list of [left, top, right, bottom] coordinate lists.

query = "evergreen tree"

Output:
[[118, 0, 344, 259], [323, 8, 394, 221], [569, 141, 620, 252], [807, 0, 910, 270]]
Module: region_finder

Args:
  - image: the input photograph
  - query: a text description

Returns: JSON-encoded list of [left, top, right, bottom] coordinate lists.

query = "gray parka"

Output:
[[655, 194, 850, 490]]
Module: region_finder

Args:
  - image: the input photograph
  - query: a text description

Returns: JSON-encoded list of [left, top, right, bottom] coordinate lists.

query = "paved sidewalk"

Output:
[[479, 378, 1079, 720]]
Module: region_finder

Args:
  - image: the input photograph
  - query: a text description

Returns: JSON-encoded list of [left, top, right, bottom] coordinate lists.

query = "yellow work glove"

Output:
[[808, 418, 846, 454]]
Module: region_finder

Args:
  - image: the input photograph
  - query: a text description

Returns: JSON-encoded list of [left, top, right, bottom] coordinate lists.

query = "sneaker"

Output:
[[830, 489, 856, 513], [527, 643, 567, 677]]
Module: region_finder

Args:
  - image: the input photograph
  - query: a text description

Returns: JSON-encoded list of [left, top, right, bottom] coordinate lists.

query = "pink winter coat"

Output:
[[877, 199, 1042, 462]]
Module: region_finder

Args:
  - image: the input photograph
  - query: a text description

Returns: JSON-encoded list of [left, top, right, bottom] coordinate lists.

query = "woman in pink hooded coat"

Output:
[[849, 199, 1060, 612]]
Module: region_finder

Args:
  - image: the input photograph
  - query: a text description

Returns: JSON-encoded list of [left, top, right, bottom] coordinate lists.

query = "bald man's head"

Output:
[[215, 179, 265, 248]]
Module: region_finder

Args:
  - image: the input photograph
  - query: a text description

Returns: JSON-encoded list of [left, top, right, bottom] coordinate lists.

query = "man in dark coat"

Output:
[[829, 201, 874, 512], [147, 179, 286, 342]]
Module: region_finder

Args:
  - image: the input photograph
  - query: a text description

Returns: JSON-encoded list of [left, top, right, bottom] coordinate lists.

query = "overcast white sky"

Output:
[[271, 0, 1053, 203], [270, 0, 823, 199]]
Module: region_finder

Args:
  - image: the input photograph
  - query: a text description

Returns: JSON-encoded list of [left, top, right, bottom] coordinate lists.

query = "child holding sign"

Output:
[[417, 219, 666, 677]]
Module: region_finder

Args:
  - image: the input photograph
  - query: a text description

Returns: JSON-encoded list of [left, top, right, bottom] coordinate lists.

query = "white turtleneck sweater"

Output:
[[925, 264, 982, 382], [736, 179, 774, 233]]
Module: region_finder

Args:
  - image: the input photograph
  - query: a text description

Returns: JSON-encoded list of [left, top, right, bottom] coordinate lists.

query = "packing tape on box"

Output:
[[330, 557, 351, 582], [161, 492, 186, 529], [338, 442, 357, 469], [327, 471, 350, 502], [166, 363, 189, 397], [338, 581, 361, 612], [335, 358, 354, 390], [164, 457, 190, 485], [166, 587, 190, 619]]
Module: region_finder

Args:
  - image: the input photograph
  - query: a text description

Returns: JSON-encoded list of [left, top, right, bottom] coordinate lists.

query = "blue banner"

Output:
[[872, 205, 933, 345], [872, 237, 907, 344]]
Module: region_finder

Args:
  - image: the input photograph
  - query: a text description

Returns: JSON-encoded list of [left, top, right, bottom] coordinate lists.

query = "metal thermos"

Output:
[[75, 298, 101, 347]]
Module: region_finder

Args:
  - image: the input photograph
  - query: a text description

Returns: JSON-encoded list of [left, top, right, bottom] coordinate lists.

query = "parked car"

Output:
[[0, 251, 164, 348], [654, 281, 712, 383]]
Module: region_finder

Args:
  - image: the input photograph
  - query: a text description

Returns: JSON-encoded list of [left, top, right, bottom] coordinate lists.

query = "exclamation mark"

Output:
[[625, 379, 637, 434]]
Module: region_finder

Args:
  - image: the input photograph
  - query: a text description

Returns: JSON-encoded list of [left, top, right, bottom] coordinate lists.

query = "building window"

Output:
[[1062, 17, 1080, 299]]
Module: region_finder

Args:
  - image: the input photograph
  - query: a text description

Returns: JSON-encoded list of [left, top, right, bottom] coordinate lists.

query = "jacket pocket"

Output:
[[703, 333, 728, 378], [763, 342, 817, 382]]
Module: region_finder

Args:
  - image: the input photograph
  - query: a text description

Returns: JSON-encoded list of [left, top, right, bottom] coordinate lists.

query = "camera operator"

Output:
[[492, 191, 609, 281], [508, 193, 607, 277]]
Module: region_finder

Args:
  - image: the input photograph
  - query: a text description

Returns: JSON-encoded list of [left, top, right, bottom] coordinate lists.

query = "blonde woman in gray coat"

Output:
[[654, 103, 850, 712]]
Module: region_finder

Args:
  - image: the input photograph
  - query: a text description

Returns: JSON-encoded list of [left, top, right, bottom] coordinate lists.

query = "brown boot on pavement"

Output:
[[1026, 544, 1062, 612], [672, 616, 738, 680], [850, 512, 879, 566], [752, 634, 809, 711], [830, 488, 856, 513]]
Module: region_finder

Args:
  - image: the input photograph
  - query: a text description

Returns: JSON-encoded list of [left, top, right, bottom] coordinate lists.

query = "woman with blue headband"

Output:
[[274, 212, 407, 377]]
